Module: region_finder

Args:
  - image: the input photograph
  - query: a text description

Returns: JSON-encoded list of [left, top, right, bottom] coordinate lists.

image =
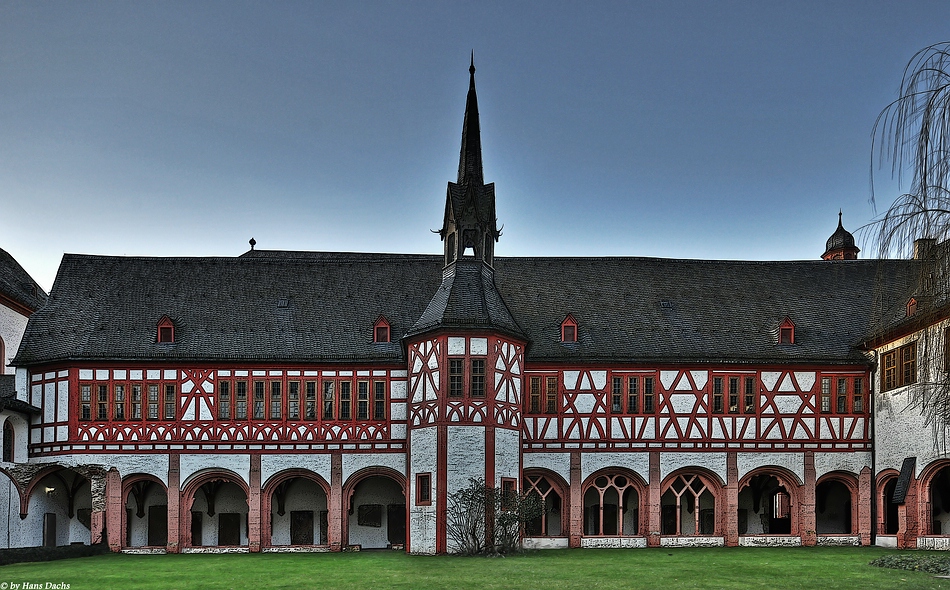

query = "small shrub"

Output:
[[870, 553, 950, 575]]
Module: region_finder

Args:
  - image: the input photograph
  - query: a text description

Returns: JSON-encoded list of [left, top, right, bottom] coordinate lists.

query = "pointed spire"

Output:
[[838, 209, 843, 228], [457, 51, 483, 186]]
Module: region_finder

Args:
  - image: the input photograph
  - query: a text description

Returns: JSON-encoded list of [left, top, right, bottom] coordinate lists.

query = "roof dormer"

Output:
[[561, 314, 578, 343], [778, 317, 795, 345], [157, 315, 175, 344], [374, 316, 391, 343]]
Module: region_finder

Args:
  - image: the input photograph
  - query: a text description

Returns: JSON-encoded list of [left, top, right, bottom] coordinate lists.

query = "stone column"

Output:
[[105, 468, 122, 551], [248, 454, 261, 552], [167, 453, 180, 553], [648, 451, 661, 547], [724, 452, 738, 546], [328, 452, 343, 551], [801, 451, 816, 546], [858, 466, 872, 545], [569, 451, 582, 548]]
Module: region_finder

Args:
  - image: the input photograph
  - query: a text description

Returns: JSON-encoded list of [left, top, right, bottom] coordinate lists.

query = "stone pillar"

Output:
[[801, 451, 816, 546], [724, 452, 738, 546], [89, 471, 107, 546], [105, 468, 122, 551], [328, 452, 343, 551], [903, 476, 920, 549], [648, 451, 661, 547], [569, 451, 582, 548], [248, 454, 261, 552], [167, 453, 180, 553], [858, 466, 872, 546]]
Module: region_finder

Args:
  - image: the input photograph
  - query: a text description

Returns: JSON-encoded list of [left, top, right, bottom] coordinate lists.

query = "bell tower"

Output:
[[440, 53, 499, 268]]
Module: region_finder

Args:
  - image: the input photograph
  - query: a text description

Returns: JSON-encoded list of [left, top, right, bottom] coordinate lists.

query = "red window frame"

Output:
[[373, 316, 391, 343], [561, 314, 578, 343], [157, 315, 175, 343], [416, 473, 432, 506]]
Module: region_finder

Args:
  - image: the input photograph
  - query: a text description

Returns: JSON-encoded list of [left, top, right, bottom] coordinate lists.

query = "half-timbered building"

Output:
[[1, 61, 946, 553]]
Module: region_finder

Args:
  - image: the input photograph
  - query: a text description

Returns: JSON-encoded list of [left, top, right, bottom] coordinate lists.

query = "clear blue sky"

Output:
[[2, 1, 949, 290]]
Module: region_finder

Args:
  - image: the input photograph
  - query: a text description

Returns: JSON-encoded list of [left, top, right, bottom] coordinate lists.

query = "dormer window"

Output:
[[778, 317, 795, 345], [561, 314, 578, 343], [374, 316, 391, 343], [907, 298, 918, 318], [157, 316, 175, 344]]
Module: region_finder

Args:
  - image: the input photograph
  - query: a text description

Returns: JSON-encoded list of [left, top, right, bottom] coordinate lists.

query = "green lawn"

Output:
[[2, 547, 948, 590]]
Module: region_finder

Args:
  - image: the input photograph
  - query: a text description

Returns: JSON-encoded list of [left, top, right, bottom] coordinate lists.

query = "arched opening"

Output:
[[737, 473, 796, 535], [26, 468, 91, 547], [265, 471, 330, 547], [929, 465, 950, 535], [815, 478, 853, 534], [2, 420, 13, 462], [661, 472, 718, 536], [344, 471, 406, 549], [523, 471, 567, 537], [122, 475, 168, 548], [182, 472, 249, 548], [582, 471, 642, 536], [881, 477, 899, 535]]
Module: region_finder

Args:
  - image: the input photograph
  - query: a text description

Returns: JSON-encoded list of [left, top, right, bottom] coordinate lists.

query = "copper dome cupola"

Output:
[[822, 211, 859, 260]]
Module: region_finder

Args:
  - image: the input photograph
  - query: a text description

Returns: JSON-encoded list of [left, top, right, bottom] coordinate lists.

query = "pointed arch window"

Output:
[[373, 316, 391, 344], [778, 317, 795, 345], [157, 316, 175, 344], [561, 314, 578, 343]]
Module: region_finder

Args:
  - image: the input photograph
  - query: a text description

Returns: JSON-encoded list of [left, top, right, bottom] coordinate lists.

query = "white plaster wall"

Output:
[[270, 478, 327, 545], [582, 452, 649, 483], [0, 412, 29, 465], [0, 305, 28, 375], [660, 452, 727, 484], [54, 454, 170, 485], [814, 452, 870, 479], [343, 452, 405, 483], [348, 476, 403, 549], [126, 484, 167, 547], [408, 425, 437, 554], [261, 454, 331, 488], [190, 481, 247, 546], [181, 454, 249, 489], [447, 426, 485, 495], [494, 428, 520, 486], [736, 453, 805, 485], [23, 473, 91, 547], [0, 476, 27, 548], [523, 452, 571, 484]]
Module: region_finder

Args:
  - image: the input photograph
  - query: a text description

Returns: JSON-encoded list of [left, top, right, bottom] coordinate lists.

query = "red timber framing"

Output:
[[521, 365, 871, 450], [25, 363, 407, 456]]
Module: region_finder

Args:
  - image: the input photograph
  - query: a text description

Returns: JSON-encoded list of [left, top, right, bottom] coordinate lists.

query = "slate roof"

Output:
[[12, 250, 920, 367], [0, 375, 40, 415], [0, 247, 47, 313]]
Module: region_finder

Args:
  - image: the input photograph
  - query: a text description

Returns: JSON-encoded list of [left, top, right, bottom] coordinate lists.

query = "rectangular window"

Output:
[[449, 359, 464, 397], [836, 378, 847, 414], [97, 385, 108, 421], [712, 377, 723, 413], [821, 378, 831, 413], [529, 377, 541, 413], [236, 381, 248, 420], [644, 377, 655, 413], [219, 381, 231, 420], [339, 382, 352, 420], [627, 377, 639, 414], [546, 376, 557, 413], [164, 384, 176, 420], [80, 384, 91, 421], [288, 381, 300, 420], [882, 341, 918, 392], [270, 381, 282, 420], [373, 381, 386, 420], [131, 384, 142, 420], [470, 359, 486, 398], [114, 385, 125, 421], [148, 384, 160, 420], [416, 473, 432, 505], [357, 381, 369, 420], [501, 478, 517, 510], [253, 381, 265, 420], [744, 377, 755, 413], [323, 382, 335, 420], [853, 378, 864, 413], [611, 377, 623, 413], [728, 377, 739, 413], [305, 381, 317, 420]]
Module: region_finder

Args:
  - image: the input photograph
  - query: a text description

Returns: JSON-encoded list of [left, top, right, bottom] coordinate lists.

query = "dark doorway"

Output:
[[883, 479, 899, 534], [218, 513, 241, 545], [387, 504, 406, 544], [661, 505, 677, 535], [319, 510, 329, 545], [290, 510, 314, 545], [43, 513, 56, 547], [148, 505, 168, 546], [191, 511, 203, 546]]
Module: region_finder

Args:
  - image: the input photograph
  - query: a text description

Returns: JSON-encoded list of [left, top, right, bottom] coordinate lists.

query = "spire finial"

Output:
[[838, 209, 843, 227], [470, 50, 475, 76]]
